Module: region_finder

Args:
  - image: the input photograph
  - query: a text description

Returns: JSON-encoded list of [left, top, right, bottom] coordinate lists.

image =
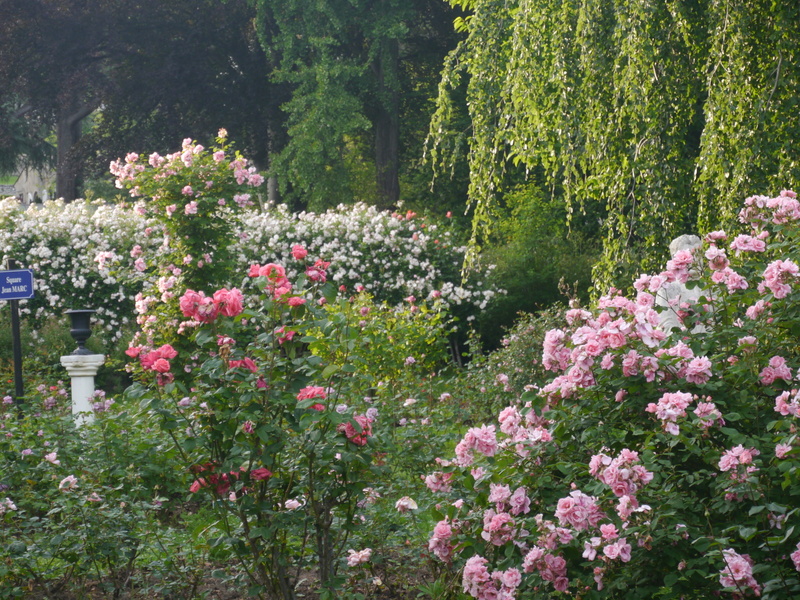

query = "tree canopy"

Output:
[[1, 0, 461, 210], [250, 0, 461, 209], [0, 0, 275, 201], [428, 0, 800, 288]]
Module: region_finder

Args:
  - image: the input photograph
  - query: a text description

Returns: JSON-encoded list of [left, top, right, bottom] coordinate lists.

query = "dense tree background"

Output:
[[0, 0, 465, 212], [428, 0, 800, 290], [249, 0, 464, 210], [0, 0, 278, 201]]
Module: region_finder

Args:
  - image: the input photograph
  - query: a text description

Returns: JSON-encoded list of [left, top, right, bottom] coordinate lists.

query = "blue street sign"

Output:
[[0, 269, 35, 300]]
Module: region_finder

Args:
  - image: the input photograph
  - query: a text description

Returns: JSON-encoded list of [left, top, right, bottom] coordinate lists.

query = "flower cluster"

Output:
[[188, 462, 272, 499], [463, 555, 525, 599], [553, 490, 604, 531], [247, 256, 323, 306], [0, 497, 17, 516], [346, 548, 372, 567], [296, 385, 327, 411], [179, 287, 244, 323], [337, 414, 374, 446], [429, 518, 455, 562], [718, 445, 760, 486], [126, 343, 178, 384], [644, 392, 694, 435], [110, 134, 263, 204], [718, 548, 761, 596], [589, 449, 652, 517]]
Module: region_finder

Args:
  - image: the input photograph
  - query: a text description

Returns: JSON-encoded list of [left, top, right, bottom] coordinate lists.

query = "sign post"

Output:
[[1, 261, 35, 405]]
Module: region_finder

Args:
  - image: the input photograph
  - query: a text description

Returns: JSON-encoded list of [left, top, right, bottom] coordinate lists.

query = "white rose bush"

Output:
[[0, 197, 156, 343], [234, 203, 498, 312], [0, 158, 498, 357]]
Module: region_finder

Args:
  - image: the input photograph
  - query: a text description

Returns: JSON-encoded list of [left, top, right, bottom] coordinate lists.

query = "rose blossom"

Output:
[[791, 542, 800, 572], [346, 548, 372, 567], [59, 475, 78, 491], [395, 496, 418, 513], [719, 548, 760, 596]]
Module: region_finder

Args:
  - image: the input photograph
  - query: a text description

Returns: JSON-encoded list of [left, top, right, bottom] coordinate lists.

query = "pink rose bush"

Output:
[[424, 191, 800, 599], [111, 132, 262, 295], [134, 244, 406, 585], [114, 140, 451, 600], [125, 227, 453, 600], [127, 256, 391, 598]]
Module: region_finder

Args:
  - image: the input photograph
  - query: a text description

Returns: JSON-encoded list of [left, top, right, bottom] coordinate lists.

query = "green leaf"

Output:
[[738, 526, 757, 541], [195, 328, 215, 347], [321, 364, 340, 378], [693, 537, 711, 552]]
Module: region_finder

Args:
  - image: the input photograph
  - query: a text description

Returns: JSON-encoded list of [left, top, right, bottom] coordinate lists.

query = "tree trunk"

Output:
[[56, 102, 95, 201], [374, 38, 400, 209]]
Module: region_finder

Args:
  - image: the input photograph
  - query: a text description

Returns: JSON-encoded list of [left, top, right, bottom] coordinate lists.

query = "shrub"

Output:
[[126, 252, 455, 599], [233, 202, 499, 315], [424, 190, 800, 599], [0, 382, 187, 598], [0, 197, 154, 349]]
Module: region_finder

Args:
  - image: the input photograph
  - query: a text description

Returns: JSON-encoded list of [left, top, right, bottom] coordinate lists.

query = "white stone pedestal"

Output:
[[60, 354, 105, 427]]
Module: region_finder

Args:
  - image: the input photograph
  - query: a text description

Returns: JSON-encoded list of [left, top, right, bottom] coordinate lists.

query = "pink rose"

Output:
[[158, 344, 178, 359], [775, 443, 792, 459], [179, 289, 205, 318], [213, 287, 244, 317], [229, 358, 258, 373], [195, 297, 219, 323], [152, 358, 171, 373]]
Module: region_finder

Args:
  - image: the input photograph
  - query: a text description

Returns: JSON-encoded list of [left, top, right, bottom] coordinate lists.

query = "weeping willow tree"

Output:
[[427, 0, 800, 289]]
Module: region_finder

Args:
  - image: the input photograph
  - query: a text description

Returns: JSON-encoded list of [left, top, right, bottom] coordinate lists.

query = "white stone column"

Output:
[[60, 354, 105, 427]]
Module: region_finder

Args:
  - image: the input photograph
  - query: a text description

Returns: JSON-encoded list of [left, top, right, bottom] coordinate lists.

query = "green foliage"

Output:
[[0, 101, 54, 177], [459, 306, 566, 423], [477, 184, 599, 347], [251, 0, 462, 209], [271, 53, 373, 209], [0, 382, 191, 598], [428, 0, 800, 290]]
